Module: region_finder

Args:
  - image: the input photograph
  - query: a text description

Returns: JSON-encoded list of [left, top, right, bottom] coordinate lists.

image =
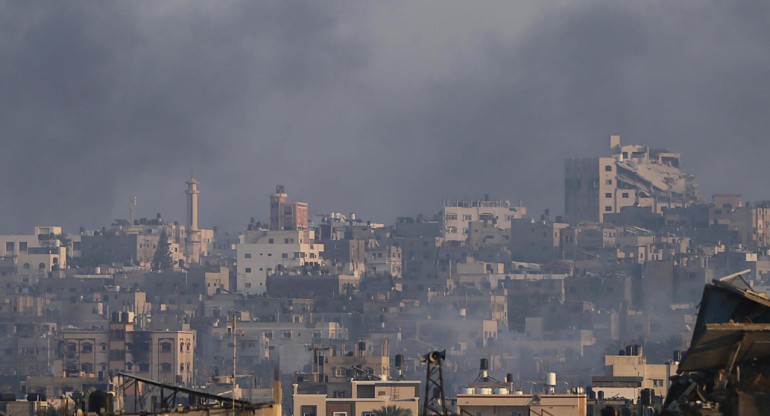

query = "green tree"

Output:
[[151, 229, 175, 271], [372, 406, 412, 416]]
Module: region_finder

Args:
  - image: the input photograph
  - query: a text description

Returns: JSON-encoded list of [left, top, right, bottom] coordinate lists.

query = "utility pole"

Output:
[[232, 313, 237, 415]]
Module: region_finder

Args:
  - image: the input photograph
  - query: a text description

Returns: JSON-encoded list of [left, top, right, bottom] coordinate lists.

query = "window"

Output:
[[160, 342, 172, 352], [333, 413, 347, 416], [282, 253, 288, 259], [605, 193, 612, 198], [605, 165, 612, 171], [19, 242, 27, 251], [39, 263, 46, 270], [268, 238, 274, 244], [300, 406, 317, 416], [23, 263, 30, 270], [245, 268, 252, 273], [622, 192, 629, 198], [605, 206, 612, 212], [445, 213, 457, 221], [282, 331, 292, 339], [82, 343, 93, 352], [5, 242, 13, 251], [160, 363, 172, 373], [245, 253, 252, 259]]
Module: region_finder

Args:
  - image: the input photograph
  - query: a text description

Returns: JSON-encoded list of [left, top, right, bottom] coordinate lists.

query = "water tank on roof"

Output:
[[546, 372, 556, 387]]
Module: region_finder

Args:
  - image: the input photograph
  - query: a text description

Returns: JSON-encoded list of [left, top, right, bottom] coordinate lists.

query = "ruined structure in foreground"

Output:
[[664, 270, 770, 415]]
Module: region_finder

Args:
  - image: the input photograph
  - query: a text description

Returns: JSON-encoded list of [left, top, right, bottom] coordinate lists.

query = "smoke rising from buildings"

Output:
[[1, 1, 769, 233]]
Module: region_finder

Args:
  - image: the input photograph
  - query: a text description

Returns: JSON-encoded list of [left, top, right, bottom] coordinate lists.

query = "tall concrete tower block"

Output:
[[269, 185, 288, 230], [186, 177, 200, 231]]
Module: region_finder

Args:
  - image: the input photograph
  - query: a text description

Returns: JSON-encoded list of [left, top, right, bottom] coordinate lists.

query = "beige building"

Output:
[[565, 135, 701, 224], [58, 313, 195, 385], [0, 226, 68, 281], [236, 229, 324, 295], [442, 199, 526, 242], [710, 195, 770, 248], [591, 346, 676, 402], [293, 379, 420, 416], [457, 392, 587, 416]]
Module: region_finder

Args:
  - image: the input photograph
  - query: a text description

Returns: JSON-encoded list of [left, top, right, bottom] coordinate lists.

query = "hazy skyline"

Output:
[[2, 1, 769, 234]]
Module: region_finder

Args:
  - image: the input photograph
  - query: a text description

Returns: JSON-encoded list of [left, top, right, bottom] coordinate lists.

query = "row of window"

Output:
[[245, 252, 297, 259], [5, 242, 29, 251], [265, 238, 306, 244]]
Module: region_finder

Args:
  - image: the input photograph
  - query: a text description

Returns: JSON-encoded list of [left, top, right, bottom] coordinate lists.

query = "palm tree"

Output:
[[372, 405, 412, 416]]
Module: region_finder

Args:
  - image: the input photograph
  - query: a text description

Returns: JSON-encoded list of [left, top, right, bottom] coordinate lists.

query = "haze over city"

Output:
[[2, 1, 770, 233], [3, 2, 770, 416]]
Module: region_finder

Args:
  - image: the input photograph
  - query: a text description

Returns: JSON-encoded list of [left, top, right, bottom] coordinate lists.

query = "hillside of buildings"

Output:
[[3, 136, 770, 415]]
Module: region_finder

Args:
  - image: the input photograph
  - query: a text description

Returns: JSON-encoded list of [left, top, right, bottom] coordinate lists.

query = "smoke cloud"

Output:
[[1, 1, 768, 233]]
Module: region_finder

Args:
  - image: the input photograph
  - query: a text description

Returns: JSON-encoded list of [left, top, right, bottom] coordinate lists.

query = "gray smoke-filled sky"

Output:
[[1, 1, 769, 234]]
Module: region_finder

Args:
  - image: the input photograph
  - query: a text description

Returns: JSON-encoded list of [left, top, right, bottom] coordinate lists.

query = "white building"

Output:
[[0, 227, 68, 283], [442, 200, 526, 242], [236, 229, 324, 295]]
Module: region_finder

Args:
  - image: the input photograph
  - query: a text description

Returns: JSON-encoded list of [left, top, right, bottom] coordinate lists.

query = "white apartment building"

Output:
[[236, 229, 324, 295], [442, 199, 526, 242]]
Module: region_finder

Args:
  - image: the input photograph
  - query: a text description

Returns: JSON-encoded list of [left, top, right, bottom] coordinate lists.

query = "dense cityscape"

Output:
[[2, 135, 768, 415]]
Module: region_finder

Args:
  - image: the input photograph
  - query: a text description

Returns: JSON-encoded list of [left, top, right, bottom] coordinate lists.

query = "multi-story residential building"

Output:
[[510, 218, 569, 263], [0, 226, 68, 283], [591, 345, 676, 403], [266, 273, 359, 299], [57, 312, 195, 385], [293, 346, 419, 416], [293, 378, 420, 416], [565, 135, 701, 224], [80, 231, 162, 268], [467, 219, 511, 250], [442, 199, 526, 242], [401, 236, 443, 280], [202, 317, 348, 375], [319, 239, 366, 276], [710, 197, 770, 248], [365, 243, 402, 278], [236, 229, 324, 295], [561, 222, 616, 260]]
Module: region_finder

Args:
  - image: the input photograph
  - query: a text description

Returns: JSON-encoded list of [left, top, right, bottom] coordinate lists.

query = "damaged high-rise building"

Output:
[[565, 135, 702, 224]]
